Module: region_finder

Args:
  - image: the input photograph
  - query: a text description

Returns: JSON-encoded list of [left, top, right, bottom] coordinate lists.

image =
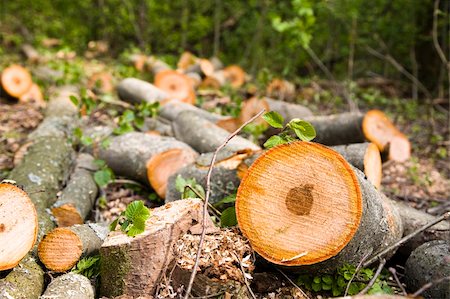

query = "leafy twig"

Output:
[[363, 212, 450, 267], [183, 109, 266, 299], [358, 258, 386, 295]]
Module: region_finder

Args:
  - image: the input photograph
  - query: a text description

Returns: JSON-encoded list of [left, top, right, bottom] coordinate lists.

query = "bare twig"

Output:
[[412, 276, 450, 297], [185, 184, 222, 217], [232, 252, 257, 299], [389, 267, 407, 296], [363, 211, 450, 267], [183, 109, 266, 299], [433, 0, 450, 72], [358, 258, 386, 295], [344, 249, 373, 296], [276, 268, 311, 299]]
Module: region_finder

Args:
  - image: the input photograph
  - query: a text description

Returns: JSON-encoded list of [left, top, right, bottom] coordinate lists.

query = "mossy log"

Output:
[[97, 132, 198, 198], [117, 78, 168, 105], [236, 142, 403, 273], [100, 199, 213, 298], [38, 223, 108, 272], [331, 143, 382, 188], [172, 110, 260, 153], [0, 183, 37, 271], [405, 240, 450, 299], [0, 254, 44, 298], [40, 272, 95, 299], [165, 149, 258, 204], [389, 200, 450, 256], [304, 110, 410, 162], [51, 154, 98, 227]]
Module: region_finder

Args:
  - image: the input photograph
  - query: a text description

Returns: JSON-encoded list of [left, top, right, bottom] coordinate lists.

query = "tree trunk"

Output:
[[236, 141, 403, 273], [38, 223, 108, 272], [41, 273, 95, 299], [51, 154, 98, 227], [172, 110, 260, 153], [99, 198, 213, 298], [117, 78, 168, 105], [97, 132, 198, 198], [0, 183, 37, 271], [405, 240, 450, 299]]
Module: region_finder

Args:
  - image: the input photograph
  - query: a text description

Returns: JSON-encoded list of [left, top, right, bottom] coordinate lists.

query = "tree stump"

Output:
[[99, 199, 213, 298], [0, 183, 37, 270], [97, 132, 198, 198], [38, 223, 109, 272], [236, 141, 403, 272]]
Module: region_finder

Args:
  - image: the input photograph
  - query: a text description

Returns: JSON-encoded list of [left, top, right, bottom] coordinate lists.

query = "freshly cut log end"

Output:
[[266, 79, 296, 101], [19, 83, 46, 108], [87, 71, 114, 94], [38, 227, 83, 272], [199, 59, 215, 76], [200, 76, 222, 90], [362, 110, 411, 162], [236, 142, 362, 266], [177, 51, 196, 70], [0, 183, 38, 271], [51, 204, 84, 227], [223, 65, 246, 88], [1, 64, 33, 98], [239, 97, 270, 126], [154, 70, 196, 104], [363, 143, 382, 188], [146, 148, 198, 198]]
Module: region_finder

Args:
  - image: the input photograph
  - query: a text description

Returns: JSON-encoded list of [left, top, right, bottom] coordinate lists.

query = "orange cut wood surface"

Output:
[[1, 64, 33, 98], [0, 183, 38, 270], [223, 65, 246, 88], [51, 204, 84, 227], [239, 97, 270, 126], [154, 70, 196, 105], [19, 83, 46, 108], [38, 227, 83, 272], [236, 142, 362, 266], [364, 143, 382, 188]]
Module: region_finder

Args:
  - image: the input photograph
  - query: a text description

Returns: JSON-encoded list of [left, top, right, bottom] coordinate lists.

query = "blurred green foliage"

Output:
[[1, 0, 447, 94]]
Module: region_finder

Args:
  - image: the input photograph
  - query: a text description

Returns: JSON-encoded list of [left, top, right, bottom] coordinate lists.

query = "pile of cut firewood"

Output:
[[0, 50, 448, 299]]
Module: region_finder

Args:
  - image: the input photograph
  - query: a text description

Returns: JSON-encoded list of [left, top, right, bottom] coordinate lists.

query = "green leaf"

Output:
[[322, 275, 333, 284], [220, 206, 237, 227], [122, 110, 135, 122], [332, 284, 342, 297], [134, 116, 145, 128], [367, 282, 383, 295], [125, 200, 150, 222], [263, 135, 288, 149], [175, 175, 187, 193], [348, 283, 361, 295], [93, 159, 106, 168], [127, 217, 146, 237], [109, 218, 119, 231], [337, 276, 346, 287], [71, 256, 100, 279], [288, 119, 316, 141], [80, 135, 93, 146], [343, 271, 353, 280], [313, 276, 321, 284], [101, 138, 111, 149], [322, 283, 332, 290], [262, 111, 284, 128], [73, 127, 83, 139], [311, 282, 321, 292], [213, 194, 236, 207], [70, 95, 79, 106], [94, 169, 114, 187]]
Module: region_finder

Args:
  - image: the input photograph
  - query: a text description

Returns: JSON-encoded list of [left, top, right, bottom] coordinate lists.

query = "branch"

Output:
[[363, 211, 450, 267], [344, 249, 372, 296], [183, 109, 266, 299], [389, 267, 407, 296], [232, 252, 257, 299], [358, 258, 386, 295], [276, 268, 311, 299], [433, 0, 450, 71]]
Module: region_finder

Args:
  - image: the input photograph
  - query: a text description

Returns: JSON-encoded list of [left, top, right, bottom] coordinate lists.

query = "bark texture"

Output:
[[41, 272, 95, 299], [172, 110, 260, 153], [265, 97, 313, 121], [117, 78, 168, 105]]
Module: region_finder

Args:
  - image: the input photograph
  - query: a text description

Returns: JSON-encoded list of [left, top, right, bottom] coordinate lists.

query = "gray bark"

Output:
[[41, 273, 95, 299], [117, 78, 168, 104]]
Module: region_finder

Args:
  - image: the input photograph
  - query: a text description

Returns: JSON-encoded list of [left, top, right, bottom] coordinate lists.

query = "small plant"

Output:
[[113, 102, 160, 135], [71, 255, 100, 279], [214, 194, 238, 227], [109, 200, 151, 237], [73, 127, 93, 147], [262, 111, 316, 148], [70, 89, 96, 117], [93, 159, 115, 188], [296, 263, 393, 297], [175, 175, 205, 199]]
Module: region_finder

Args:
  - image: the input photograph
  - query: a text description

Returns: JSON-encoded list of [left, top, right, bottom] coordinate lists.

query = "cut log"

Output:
[[146, 56, 171, 74], [0, 183, 38, 270], [129, 53, 148, 71], [140, 117, 174, 136], [21, 44, 40, 63], [185, 72, 202, 88], [19, 82, 46, 108], [154, 70, 196, 105], [304, 110, 410, 162], [165, 149, 258, 204], [38, 223, 108, 272], [177, 51, 197, 70], [199, 71, 226, 90], [209, 56, 224, 71], [97, 132, 198, 198], [51, 154, 98, 227], [32, 66, 64, 84], [405, 240, 449, 299], [41, 272, 95, 299], [117, 78, 168, 105], [87, 71, 114, 94], [266, 79, 296, 102], [236, 141, 403, 272], [100, 199, 213, 297], [1, 64, 33, 98], [389, 200, 450, 256], [223, 65, 246, 88], [239, 97, 271, 126], [172, 110, 261, 153], [331, 143, 382, 188], [0, 254, 44, 298]]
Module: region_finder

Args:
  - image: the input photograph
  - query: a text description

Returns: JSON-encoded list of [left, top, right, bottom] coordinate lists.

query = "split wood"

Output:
[[183, 109, 265, 299], [362, 211, 450, 267]]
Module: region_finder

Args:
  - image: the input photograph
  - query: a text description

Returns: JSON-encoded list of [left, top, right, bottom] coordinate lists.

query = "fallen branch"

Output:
[[358, 258, 386, 295], [183, 109, 265, 299]]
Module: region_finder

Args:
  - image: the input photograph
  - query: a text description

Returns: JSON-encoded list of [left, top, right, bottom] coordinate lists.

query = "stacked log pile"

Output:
[[0, 51, 447, 299]]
